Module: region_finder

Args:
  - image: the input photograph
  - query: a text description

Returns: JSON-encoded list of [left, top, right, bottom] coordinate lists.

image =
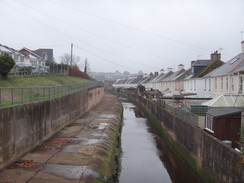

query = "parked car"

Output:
[[32, 67, 48, 74]]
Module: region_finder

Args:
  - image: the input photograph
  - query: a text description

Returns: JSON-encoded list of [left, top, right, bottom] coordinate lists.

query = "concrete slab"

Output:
[[47, 152, 89, 165], [40, 164, 86, 180], [77, 145, 95, 155], [22, 153, 53, 163], [28, 179, 79, 183], [0, 169, 36, 183], [61, 126, 82, 134]]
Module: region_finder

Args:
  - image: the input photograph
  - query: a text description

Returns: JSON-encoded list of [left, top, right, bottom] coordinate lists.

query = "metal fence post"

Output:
[[12, 88, 14, 105], [30, 88, 32, 101], [0, 88, 1, 106], [22, 88, 24, 104]]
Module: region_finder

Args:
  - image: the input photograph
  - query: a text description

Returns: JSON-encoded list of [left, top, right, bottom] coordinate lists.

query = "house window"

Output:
[[14, 54, 18, 61], [194, 80, 196, 90], [215, 78, 217, 90], [209, 78, 211, 91], [239, 76, 243, 94], [221, 77, 223, 90], [226, 77, 228, 90], [231, 77, 234, 91], [20, 56, 24, 62], [204, 79, 207, 91], [206, 114, 214, 133]]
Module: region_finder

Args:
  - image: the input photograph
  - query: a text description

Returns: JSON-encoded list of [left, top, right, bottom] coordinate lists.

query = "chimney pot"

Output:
[[167, 68, 173, 72], [178, 64, 184, 71]]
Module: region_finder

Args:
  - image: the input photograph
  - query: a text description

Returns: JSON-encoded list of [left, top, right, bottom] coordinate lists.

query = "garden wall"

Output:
[[124, 92, 244, 183]]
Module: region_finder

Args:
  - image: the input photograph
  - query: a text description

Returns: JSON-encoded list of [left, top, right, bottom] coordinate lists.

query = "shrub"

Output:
[[0, 54, 15, 78]]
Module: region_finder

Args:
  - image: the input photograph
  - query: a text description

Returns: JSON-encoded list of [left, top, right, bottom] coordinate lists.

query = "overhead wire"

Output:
[[11, 0, 173, 66], [0, 0, 159, 71], [74, 45, 138, 72], [47, 0, 214, 53]]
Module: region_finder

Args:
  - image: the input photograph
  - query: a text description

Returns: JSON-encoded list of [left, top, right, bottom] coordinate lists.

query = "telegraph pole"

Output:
[[71, 43, 73, 67]]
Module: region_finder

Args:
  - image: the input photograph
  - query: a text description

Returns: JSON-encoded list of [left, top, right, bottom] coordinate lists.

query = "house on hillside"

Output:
[[202, 41, 244, 107], [0, 44, 31, 67], [19, 47, 45, 67], [184, 51, 224, 98], [33, 48, 54, 63]]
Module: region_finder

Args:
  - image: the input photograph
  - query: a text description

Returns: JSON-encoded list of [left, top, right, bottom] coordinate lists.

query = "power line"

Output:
[[11, 0, 174, 63], [47, 0, 214, 52], [74, 45, 138, 72], [0, 0, 161, 71]]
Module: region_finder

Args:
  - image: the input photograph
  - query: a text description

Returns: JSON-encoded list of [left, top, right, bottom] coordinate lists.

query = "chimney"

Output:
[[211, 50, 221, 62], [167, 68, 173, 72], [160, 69, 165, 74], [191, 61, 196, 66], [242, 41, 244, 53], [178, 64, 184, 71], [149, 72, 153, 77], [154, 72, 158, 76]]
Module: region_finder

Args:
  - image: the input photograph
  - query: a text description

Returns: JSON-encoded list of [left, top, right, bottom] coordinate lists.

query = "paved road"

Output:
[[0, 93, 122, 183]]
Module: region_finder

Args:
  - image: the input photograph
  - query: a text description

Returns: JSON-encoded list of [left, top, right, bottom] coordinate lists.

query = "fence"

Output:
[[123, 91, 200, 127], [0, 81, 103, 107]]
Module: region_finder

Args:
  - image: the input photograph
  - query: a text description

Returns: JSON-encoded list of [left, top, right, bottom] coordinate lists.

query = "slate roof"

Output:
[[204, 53, 244, 77], [193, 59, 211, 66], [33, 49, 54, 62], [157, 71, 174, 82], [193, 59, 225, 78]]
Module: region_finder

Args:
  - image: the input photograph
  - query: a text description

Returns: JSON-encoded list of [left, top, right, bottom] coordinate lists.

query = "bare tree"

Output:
[[60, 53, 80, 66], [84, 58, 90, 73]]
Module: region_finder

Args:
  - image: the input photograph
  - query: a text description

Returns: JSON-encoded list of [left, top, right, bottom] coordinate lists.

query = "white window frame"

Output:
[[205, 114, 214, 133]]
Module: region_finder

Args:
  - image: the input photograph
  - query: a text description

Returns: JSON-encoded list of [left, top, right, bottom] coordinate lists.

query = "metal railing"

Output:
[[0, 81, 103, 107]]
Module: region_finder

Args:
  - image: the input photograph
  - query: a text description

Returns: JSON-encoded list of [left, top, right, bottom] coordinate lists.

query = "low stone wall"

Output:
[[0, 87, 104, 170], [123, 92, 244, 183]]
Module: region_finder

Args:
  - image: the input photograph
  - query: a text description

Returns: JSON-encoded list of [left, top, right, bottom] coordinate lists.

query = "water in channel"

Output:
[[118, 101, 198, 183]]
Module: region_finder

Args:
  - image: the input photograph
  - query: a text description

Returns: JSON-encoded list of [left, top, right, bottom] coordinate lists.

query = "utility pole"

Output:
[[71, 43, 73, 66], [70, 43, 73, 76]]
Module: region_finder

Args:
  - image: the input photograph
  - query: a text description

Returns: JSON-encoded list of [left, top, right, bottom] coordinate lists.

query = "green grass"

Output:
[[0, 75, 88, 87]]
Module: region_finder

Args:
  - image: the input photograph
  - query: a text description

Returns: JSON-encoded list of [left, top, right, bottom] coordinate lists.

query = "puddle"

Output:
[[83, 166, 100, 178], [61, 145, 79, 153], [97, 114, 120, 121], [98, 123, 109, 130], [82, 139, 100, 145], [42, 164, 86, 180]]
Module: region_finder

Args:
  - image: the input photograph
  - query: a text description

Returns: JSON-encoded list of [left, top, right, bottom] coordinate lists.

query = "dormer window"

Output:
[[230, 57, 240, 64]]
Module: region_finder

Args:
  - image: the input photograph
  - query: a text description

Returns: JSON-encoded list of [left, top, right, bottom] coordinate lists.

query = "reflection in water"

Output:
[[118, 102, 197, 183]]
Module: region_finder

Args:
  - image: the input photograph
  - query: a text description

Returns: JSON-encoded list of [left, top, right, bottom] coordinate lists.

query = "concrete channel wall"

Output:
[[0, 87, 104, 170], [123, 92, 244, 183]]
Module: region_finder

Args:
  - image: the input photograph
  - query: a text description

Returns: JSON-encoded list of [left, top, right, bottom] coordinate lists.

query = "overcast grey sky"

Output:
[[1, 0, 244, 73]]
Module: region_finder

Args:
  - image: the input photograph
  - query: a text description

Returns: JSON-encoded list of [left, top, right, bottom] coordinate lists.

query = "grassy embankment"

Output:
[[0, 75, 88, 87], [0, 75, 89, 107]]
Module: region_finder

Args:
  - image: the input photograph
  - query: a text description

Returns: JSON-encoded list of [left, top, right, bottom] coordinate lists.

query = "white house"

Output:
[[202, 41, 244, 107], [19, 47, 45, 67]]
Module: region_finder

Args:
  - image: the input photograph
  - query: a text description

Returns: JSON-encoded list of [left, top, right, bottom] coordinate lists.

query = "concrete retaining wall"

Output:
[[124, 92, 244, 183], [0, 87, 104, 170]]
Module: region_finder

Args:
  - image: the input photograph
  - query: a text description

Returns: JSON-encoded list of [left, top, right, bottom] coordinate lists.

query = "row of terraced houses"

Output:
[[114, 41, 244, 108]]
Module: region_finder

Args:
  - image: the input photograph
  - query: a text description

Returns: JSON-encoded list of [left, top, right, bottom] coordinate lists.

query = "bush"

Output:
[[0, 54, 15, 78]]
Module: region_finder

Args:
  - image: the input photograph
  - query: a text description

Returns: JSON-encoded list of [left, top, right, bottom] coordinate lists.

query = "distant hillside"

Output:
[[0, 75, 88, 87]]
